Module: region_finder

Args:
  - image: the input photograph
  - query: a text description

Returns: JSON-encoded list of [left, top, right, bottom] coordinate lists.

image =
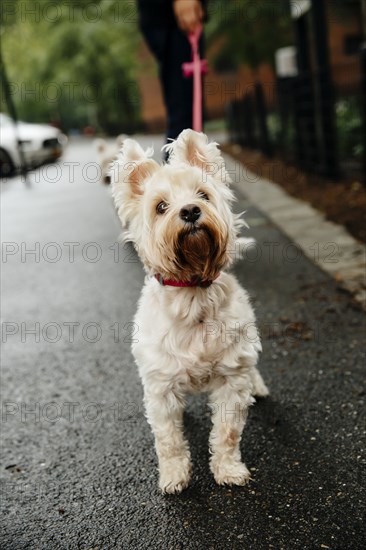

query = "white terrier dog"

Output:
[[111, 130, 269, 494], [94, 134, 127, 184]]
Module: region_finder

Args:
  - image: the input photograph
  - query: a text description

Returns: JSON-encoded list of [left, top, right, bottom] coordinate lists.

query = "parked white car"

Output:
[[0, 113, 67, 176]]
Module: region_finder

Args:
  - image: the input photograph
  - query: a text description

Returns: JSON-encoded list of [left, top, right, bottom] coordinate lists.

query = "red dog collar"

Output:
[[154, 274, 219, 288]]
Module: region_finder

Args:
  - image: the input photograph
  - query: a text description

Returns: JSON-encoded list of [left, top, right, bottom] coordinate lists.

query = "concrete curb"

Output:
[[223, 153, 366, 310]]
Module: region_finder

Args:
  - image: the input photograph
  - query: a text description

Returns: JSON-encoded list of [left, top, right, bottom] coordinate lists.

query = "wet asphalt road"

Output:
[[1, 137, 365, 549]]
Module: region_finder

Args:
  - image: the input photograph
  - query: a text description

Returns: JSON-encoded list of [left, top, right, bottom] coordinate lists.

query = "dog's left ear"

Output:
[[164, 129, 228, 183], [111, 139, 159, 227]]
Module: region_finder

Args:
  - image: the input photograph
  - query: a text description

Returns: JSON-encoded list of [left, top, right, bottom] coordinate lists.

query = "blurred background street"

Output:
[[1, 0, 366, 548]]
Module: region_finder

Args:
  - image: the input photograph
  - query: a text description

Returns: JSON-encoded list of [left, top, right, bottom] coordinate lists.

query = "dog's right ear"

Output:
[[110, 139, 159, 226], [163, 129, 231, 187]]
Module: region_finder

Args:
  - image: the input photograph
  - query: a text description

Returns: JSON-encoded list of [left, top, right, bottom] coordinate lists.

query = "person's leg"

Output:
[[140, 26, 168, 69], [163, 27, 194, 141], [140, 25, 204, 156]]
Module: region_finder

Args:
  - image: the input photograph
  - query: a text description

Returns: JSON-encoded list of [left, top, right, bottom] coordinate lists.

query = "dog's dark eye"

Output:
[[198, 191, 210, 201], [156, 201, 168, 214]]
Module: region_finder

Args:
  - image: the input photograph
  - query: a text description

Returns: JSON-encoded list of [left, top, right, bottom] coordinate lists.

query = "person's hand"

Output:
[[173, 0, 203, 34]]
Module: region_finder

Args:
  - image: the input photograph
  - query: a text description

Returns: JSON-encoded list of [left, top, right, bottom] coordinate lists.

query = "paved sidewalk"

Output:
[[1, 136, 365, 549], [222, 153, 366, 309]]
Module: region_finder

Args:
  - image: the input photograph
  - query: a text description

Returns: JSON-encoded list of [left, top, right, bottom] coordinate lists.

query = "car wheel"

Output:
[[0, 148, 15, 177]]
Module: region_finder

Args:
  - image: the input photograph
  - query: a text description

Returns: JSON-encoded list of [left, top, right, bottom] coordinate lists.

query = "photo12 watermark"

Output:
[[1, 321, 139, 344], [1, 240, 341, 265], [1, 1, 139, 24]]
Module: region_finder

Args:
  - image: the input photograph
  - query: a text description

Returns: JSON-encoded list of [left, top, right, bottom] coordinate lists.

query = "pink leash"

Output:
[[182, 24, 208, 132]]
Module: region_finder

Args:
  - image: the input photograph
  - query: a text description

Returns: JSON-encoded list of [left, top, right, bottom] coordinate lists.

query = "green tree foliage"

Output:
[[205, 0, 294, 73], [1, 0, 141, 133]]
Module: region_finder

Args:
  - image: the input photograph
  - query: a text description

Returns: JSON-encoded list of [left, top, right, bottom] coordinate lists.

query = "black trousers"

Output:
[[141, 25, 204, 142]]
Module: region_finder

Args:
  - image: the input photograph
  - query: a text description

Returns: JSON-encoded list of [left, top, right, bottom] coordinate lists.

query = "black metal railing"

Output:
[[226, 57, 365, 181]]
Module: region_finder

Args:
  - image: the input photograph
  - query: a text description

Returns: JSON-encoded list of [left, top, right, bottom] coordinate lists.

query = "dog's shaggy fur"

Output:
[[111, 130, 269, 493]]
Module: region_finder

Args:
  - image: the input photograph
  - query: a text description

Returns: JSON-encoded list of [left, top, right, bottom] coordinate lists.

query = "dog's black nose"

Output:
[[179, 204, 201, 223]]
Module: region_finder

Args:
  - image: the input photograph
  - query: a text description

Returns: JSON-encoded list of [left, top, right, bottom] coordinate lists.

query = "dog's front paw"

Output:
[[159, 456, 192, 494], [251, 368, 270, 398], [253, 379, 270, 398], [211, 459, 251, 487]]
